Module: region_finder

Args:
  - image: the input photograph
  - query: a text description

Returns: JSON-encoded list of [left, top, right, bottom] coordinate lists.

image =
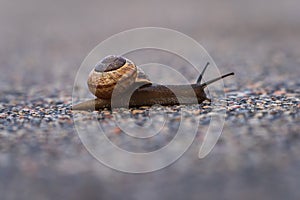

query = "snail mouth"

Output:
[[94, 55, 126, 72]]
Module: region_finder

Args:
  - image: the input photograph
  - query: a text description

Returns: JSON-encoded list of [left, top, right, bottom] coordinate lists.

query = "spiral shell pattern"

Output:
[[87, 55, 139, 99]]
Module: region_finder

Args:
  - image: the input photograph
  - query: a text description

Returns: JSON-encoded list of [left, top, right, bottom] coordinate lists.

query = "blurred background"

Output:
[[1, 0, 299, 91], [0, 0, 299, 200]]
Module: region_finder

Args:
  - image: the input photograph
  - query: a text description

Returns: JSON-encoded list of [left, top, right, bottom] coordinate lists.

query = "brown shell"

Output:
[[87, 55, 152, 99]]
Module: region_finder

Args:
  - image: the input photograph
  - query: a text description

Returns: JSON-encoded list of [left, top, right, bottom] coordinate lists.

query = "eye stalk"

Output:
[[200, 72, 235, 88]]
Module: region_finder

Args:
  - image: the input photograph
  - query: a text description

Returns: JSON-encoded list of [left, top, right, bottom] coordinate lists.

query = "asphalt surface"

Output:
[[0, 0, 300, 200]]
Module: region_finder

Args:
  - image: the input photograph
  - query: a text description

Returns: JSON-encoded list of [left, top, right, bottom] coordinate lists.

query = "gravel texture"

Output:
[[1, 0, 300, 200]]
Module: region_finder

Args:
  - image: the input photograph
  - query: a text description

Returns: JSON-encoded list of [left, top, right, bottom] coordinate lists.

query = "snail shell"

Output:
[[87, 55, 152, 99]]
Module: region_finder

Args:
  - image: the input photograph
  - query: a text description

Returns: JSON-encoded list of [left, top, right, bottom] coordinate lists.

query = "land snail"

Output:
[[72, 55, 234, 110]]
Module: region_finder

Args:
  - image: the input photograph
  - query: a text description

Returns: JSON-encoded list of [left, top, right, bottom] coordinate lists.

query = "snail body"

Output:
[[73, 55, 234, 110]]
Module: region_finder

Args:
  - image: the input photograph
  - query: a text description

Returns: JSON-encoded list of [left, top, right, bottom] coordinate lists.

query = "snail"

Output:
[[72, 55, 234, 110]]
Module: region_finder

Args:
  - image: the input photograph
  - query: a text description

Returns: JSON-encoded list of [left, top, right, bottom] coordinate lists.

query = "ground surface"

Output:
[[0, 0, 300, 200]]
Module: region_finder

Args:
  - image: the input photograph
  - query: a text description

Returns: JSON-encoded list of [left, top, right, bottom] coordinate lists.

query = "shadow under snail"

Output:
[[72, 55, 234, 111]]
